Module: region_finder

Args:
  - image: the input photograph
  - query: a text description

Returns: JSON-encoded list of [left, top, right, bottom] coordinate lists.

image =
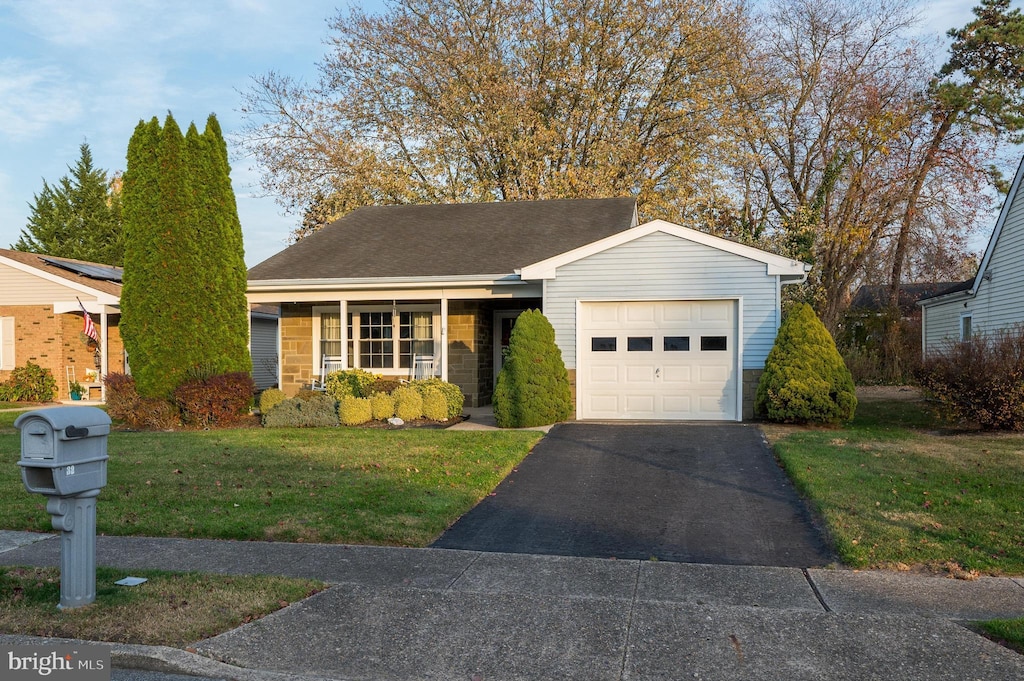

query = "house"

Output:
[[0, 250, 124, 401], [247, 198, 809, 421], [919, 154, 1024, 352], [842, 282, 963, 348], [0, 249, 278, 400]]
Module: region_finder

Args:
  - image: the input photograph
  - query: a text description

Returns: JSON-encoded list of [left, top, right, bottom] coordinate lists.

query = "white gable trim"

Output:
[[519, 220, 809, 281], [919, 155, 1024, 309], [965, 155, 1024, 298], [0, 254, 120, 305]]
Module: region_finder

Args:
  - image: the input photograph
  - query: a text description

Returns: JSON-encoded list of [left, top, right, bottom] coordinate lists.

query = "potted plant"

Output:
[[69, 380, 84, 401]]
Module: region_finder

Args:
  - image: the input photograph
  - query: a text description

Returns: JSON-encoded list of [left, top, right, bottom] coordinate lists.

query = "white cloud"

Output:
[[0, 59, 82, 139]]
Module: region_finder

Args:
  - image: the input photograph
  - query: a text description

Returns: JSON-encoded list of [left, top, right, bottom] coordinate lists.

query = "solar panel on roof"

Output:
[[41, 257, 123, 282]]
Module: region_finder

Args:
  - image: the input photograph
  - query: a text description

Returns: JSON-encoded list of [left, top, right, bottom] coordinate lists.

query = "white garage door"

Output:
[[578, 300, 738, 420]]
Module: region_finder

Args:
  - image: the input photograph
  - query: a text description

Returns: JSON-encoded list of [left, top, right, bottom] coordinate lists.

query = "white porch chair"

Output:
[[311, 355, 345, 391], [412, 355, 436, 380]]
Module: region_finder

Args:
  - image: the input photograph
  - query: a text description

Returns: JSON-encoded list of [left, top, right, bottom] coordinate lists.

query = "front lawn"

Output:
[[0, 566, 323, 647], [0, 426, 544, 546], [768, 391, 1024, 575]]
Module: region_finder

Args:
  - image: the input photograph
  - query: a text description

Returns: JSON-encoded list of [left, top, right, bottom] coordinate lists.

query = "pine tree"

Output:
[[15, 142, 124, 265], [493, 310, 573, 428], [755, 303, 857, 424], [121, 113, 251, 398]]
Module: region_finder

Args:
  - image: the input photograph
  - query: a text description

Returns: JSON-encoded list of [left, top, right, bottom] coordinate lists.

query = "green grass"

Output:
[[0, 427, 544, 546], [976, 618, 1024, 655], [0, 565, 323, 647], [769, 397, 1024, 575]]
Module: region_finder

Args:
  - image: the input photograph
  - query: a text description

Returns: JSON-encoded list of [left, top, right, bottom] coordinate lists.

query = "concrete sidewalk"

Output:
[[2, 532, 1024, 680]]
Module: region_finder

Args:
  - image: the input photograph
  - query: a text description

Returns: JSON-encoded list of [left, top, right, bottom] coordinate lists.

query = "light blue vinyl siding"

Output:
[[923, 167, 1024, 352], [542, 232, 781, 370]]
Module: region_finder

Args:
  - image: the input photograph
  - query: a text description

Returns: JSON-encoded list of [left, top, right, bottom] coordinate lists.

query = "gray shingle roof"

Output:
[[248, 198, 637, 281]]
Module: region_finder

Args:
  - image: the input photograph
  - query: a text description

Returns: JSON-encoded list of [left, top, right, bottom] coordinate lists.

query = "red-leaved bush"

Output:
[[173, 372, 256, 428], [916, 327, 1024, 431]]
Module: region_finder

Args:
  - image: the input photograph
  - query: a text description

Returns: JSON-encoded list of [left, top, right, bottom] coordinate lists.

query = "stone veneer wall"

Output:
[[278, 303, 315, 396], [446, 301, 491, 408]]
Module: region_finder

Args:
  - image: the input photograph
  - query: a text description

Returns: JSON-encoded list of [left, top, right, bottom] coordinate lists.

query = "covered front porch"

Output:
[[255, 286, 541, 407]]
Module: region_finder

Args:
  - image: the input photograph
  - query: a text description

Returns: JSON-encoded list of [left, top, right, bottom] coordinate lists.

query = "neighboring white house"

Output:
[[246, 199, 810, 421], [919, 155, 1024, 352]]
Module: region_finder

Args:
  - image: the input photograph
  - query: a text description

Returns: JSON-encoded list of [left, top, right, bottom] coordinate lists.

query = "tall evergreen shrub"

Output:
[[121, 113, 251, 398], [493, 309, 572, 428], [756, 303, 856, 424]]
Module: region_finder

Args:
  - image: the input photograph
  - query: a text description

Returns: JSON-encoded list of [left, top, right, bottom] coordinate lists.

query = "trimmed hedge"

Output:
[[325, 369, 379, 400], [262, 394, 339, 428], [173, 371, 255, 427], [259, 387, 287, 413], [409, 378, 465, 419], [394, 386, 424, 422], [421, 387, 448, 421], [370, 392, 396, 420], [756, 303, 856, 424], [339, 396, 373, 425]]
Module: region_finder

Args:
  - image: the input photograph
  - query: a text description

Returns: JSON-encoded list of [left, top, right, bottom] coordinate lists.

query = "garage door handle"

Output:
[[655, 368, 661, 378]]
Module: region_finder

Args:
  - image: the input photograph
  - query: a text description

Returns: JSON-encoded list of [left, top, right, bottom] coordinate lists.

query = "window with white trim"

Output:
[[0, 317, 14, 370], [960, 313, 973, 341], [315, 306, 437, 373]]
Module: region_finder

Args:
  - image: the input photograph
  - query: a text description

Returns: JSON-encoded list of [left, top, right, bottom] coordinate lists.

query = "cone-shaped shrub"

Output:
[[756, 303, 856, 424], [493, 309, 572, 428]]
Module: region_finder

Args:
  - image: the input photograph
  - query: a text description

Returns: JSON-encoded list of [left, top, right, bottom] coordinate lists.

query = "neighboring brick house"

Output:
[[0, 250, 124, 401], [247, 198, 809, 421]]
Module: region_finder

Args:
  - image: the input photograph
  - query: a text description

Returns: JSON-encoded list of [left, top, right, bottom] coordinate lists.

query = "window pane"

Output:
[[360, 312, 393, 367], [591, 337, 617, 352], [321, 313, 342, 358], [627, 337, 653, 352], [664, 336, 690, 351], [399, 311, 434, 369], [701, 336, 728, 351]]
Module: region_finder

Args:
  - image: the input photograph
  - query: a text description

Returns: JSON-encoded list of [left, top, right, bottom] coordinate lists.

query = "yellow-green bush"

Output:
[[422, 387, 449, 421], [756, 303, 856, 424], [393, 386, 423, 421], [409, 378, 465, 419], [325, 368, 379, 400], [370, 391, 396, 420], [339, 396, 373, 425], [258, 387, 287, 413]]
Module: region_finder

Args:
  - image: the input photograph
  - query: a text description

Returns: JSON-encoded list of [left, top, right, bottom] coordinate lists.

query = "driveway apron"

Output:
[[433, 422, 833, 567]]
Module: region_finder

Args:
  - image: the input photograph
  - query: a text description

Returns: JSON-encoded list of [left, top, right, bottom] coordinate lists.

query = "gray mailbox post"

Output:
[[15, 406, 111, 609]]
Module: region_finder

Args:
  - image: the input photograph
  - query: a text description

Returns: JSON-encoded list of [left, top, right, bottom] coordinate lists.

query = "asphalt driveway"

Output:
[[432, 423, 834, 567]]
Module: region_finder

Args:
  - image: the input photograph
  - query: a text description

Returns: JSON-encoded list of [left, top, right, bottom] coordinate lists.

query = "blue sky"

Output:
[[0, 1, 1003, 268]]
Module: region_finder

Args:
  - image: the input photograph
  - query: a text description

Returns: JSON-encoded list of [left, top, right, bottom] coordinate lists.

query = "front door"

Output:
[[493, 310, 523, 387]]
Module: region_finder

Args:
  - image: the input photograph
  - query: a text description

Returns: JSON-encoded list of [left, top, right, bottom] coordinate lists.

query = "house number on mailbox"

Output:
[[66, 465, 75, 476]]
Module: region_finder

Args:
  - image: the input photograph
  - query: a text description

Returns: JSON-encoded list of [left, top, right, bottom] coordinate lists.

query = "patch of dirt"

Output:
[[855, 385, 923, 402]]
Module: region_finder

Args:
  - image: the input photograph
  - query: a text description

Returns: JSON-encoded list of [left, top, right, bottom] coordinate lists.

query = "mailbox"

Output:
[[15, 407, 110, 497]]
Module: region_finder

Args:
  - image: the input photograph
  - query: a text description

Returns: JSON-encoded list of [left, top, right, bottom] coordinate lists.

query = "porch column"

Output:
[[440, 296, 448, 382], [339, 299, 348, 370], [99, 309, 109, 402]]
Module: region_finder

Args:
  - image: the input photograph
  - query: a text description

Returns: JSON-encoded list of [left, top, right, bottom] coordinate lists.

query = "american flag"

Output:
[[78, 299, 99, 344]]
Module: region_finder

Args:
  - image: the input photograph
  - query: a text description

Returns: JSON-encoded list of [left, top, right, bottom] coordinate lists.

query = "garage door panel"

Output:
[[579, 300, 738, 421], [697, 365, 731, 383], [624, 365, 656, 383], [662, 365, 692, 385], [588, 364, 620, 384]]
